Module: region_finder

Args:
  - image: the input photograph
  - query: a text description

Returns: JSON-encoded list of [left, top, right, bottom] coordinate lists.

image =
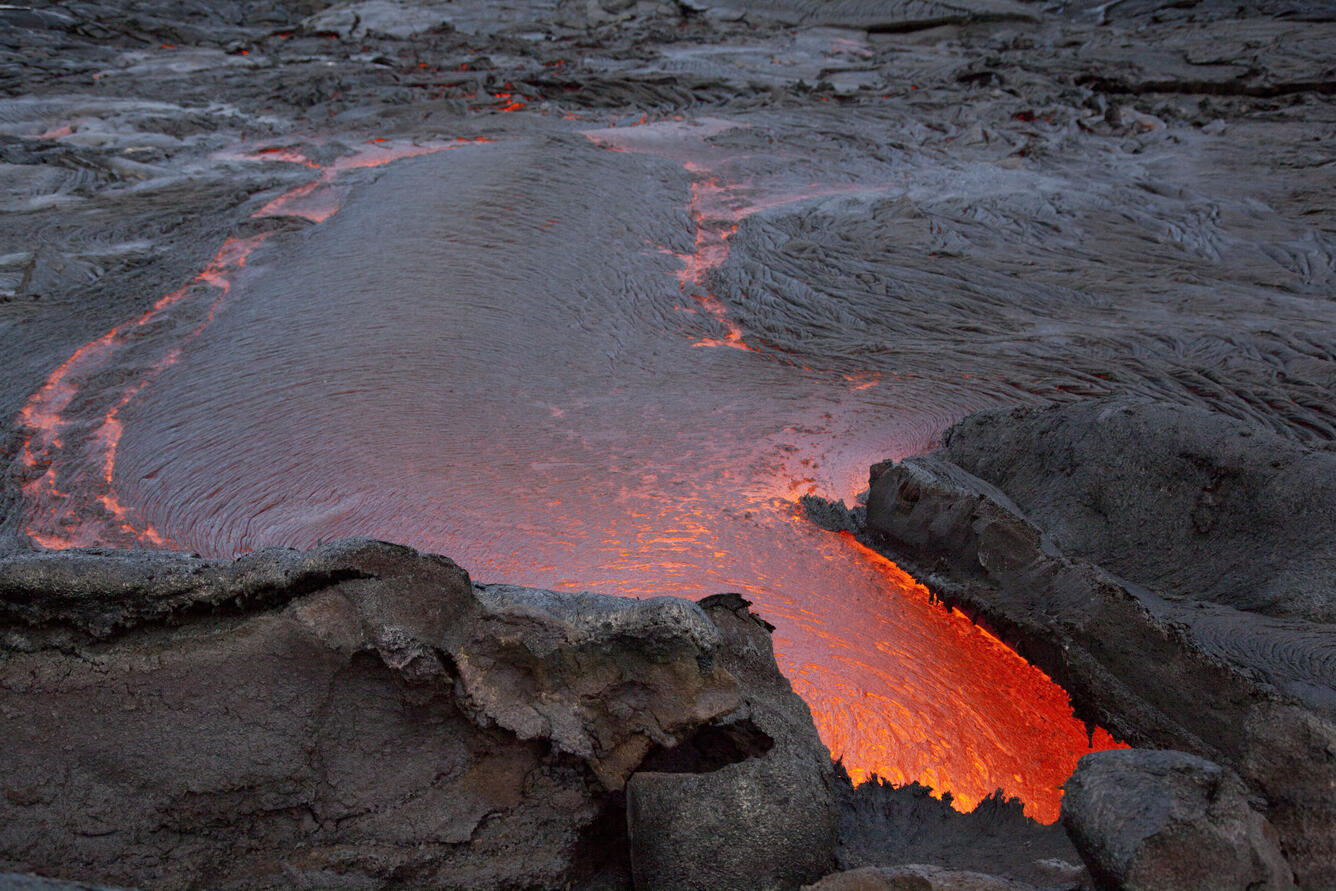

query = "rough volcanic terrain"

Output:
[[2, 0, 1334, 888]]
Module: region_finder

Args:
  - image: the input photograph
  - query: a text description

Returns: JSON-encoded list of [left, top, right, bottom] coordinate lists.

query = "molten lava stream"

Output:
[[17, 129, 1125, 824], [575, 121, 1125, 818], [711, 512, 1124, 824]]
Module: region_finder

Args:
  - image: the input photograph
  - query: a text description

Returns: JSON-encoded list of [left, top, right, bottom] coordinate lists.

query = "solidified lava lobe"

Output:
[[15, 128, 1125, 823]]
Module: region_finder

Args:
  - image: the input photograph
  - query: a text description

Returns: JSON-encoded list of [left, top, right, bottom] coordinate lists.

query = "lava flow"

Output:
[[14, 126, 1124, 823], [787, 530, 1126, 820], [17, 137, 487, 549], [18, 234, 269, 548]]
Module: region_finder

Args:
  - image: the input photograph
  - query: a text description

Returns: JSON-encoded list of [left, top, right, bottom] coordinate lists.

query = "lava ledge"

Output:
[[0, 540, 837, 889], [862, 398, 1336, 888]]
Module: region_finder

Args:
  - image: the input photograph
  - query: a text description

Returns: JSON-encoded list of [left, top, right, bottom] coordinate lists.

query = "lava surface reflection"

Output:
[[15, 124, 1123, 822]]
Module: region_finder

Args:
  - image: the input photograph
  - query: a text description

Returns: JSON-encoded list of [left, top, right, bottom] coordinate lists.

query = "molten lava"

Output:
[[19, 137, 483, 547], [18, 235, 269, 548], [794, 532, 1125, 822], [14, 124, 1125, 823]]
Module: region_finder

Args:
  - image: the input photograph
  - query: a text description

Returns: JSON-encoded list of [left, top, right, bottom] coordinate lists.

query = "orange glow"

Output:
[[256, 178, 340, 222], [797, 532, 1128, 822], [20, 136, 496, 548], [35, 124, 75, 140], [18, 127, 1129, 824], [253, 146, 321, 168], [678, 180, 754, 351], [583, 127, 757, 351], [844, 372, 881, 391]]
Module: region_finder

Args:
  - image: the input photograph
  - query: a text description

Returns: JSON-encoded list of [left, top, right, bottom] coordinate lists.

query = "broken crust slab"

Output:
[[0, 539, 837, 890], [683, 0, 1036, 30]]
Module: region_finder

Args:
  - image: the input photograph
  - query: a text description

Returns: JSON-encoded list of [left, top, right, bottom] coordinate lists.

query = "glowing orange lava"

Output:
[[790, 531, 1126, 822], [574, 118, 1125, 820], [16, 126, 1127, 824], [20, 136, 492, 547]]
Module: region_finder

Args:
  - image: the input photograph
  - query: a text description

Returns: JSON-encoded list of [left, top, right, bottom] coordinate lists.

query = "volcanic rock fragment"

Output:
[[1061, 749, 1293, 891], [802, 864, 1036, 890], [832, 775, 1086, 886], [626, 593, 839, 890]]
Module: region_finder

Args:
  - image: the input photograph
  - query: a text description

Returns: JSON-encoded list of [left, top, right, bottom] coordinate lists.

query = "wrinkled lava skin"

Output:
[[4, 0, 1334, 827]]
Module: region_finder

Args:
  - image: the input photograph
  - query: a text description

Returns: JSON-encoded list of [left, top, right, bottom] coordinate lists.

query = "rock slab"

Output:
[[803, 864, 1036, 891], [0, 540, 835, 890], [862, 399, 1336, 887], [626, 593, 839, 890]]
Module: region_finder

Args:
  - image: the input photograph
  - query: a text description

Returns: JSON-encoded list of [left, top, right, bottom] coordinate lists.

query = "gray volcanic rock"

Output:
[[938, 399, 1336, 624], [862, 399, 1336, 887], [834, 776, 1086, 888], [465, 583, 741, 789], [690, 0, 1035, 29], [1061, 749, 1292, 891], [803, 864, 1037, 890], [0, 875, 127, 891], [0, 539, 833, 890], [627, 593, 839, 889]]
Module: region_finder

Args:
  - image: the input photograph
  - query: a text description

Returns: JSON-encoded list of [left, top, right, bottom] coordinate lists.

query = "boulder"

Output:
[[626, 593, 839, 890], [1061, 749, 1293, 890], [935, 399, 1336, 624], [802, 864, 1036, 891]]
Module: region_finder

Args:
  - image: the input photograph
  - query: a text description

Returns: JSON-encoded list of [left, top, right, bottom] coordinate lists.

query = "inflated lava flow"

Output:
[[18, 235, 269, 548], [17, 138, 481, 548], [14, 123, 1124, 822]]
